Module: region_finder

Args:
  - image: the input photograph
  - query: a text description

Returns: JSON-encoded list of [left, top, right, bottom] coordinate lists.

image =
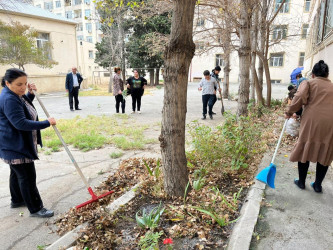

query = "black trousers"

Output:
[[115, 94, 125, 113], [131, 92, 142, 111], [202, 94, 215, 115], [69, 87, 80, 110], [9, 162, 43, 213], [212, 94, 217, 105]]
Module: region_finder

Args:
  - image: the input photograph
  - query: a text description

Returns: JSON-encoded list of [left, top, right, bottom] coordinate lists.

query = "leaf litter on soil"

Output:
[[54, 106, 296, 249]]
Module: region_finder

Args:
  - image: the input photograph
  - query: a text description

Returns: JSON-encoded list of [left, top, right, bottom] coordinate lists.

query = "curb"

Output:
[[46, 183, 141, 250], [227, 153, 270, 250]]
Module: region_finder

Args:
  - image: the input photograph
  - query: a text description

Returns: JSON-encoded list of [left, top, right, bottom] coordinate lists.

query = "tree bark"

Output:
[[265, 24, 272, 107], [108, 65, 113, 94], [223, 23, 231, 99], [155, 68, 160, 86], [159, 0, 195, 197], [149, 69, 155, 86], [237, 0, 252, 116]]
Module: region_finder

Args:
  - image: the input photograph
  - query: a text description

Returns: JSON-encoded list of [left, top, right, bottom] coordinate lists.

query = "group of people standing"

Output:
[[113, 68, 147, 114]]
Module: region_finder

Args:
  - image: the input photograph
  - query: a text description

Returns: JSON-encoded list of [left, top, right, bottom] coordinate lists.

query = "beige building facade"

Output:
[[304, 0, 332, 81], [191, 0, 311, 85], [0, 1, 85, 93]]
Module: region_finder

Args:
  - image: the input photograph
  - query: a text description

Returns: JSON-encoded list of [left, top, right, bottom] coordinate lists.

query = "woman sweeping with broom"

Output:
[[285, 60, 333, 193]]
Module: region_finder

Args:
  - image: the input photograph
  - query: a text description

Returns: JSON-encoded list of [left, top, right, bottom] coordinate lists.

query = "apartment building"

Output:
[[33, 0, 103, 81], [304, 0, 332, 81], [0, 0, 80, 93], [191, 0, 311, 85]]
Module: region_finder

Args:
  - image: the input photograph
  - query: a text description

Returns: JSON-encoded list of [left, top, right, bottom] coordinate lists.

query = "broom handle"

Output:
[[33, 91, 90, 188], [271, 119, 288, 164]]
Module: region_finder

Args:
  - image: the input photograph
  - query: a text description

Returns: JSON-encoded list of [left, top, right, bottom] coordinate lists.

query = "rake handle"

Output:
[[33, 91, 90, 189], [271, 119, 288, 164], [216, 80, 225, 111]]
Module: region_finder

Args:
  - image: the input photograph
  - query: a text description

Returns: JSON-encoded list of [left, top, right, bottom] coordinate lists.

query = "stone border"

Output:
[[46, 183, 141, 250], [227, 153, 270, 250]]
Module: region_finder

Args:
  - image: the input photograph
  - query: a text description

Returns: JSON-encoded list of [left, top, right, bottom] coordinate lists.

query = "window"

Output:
[[77, 23, 83, 31], [89, 50, 94, 59], [74, 10, 82, 18], [65, 11, 73, 19], [65, 0, 72, 6], [269, 53, 284, 67], [275, 0, 290, 13], [86, 23, 92, 33], [195, 42, 204, 50], [74, 0, 82, 5], [271, 80, 281, 84], [36, 33, 52, 59], [272, 25, 288, 39], [77, 35, 83, 41], [86, 36, 93, 43], [299, 52, 305, 66], [85, 9, 91, 18], [44, 2, 53, 10], [36, 4, 41, 8], [323, 0, 332, 38], [55, 1, 61, 8], [96, 22, 101, 30], [196, 18, 205, 27], [302, 24, 309, 39], [216, 54, 225, 67], [85, 0, 91, 4], [304, 0, 311, 12]]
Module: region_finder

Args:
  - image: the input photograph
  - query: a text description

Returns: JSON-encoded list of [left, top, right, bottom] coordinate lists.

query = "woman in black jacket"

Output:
[[126, 69, 147, 114], [0, 68, 56, 218]]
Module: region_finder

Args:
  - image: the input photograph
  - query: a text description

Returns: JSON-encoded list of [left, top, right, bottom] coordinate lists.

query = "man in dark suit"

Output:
[[65, 67, 83, 111]]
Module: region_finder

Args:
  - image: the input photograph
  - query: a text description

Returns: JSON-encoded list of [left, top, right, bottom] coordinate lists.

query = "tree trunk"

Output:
[[251, 7, 264, 105], [159, 0, 195, 197], [155, 68, 160, 86], [149, 69, 155, 86], [237, 0, 252, 116], [223, 57, 230, 99], [108, 63, 113, 93], [265, 25, 272, 107]]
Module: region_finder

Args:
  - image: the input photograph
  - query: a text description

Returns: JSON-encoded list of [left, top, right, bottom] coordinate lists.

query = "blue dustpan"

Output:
[[256, 120, 288, 189], [256, 163, 277, 188]]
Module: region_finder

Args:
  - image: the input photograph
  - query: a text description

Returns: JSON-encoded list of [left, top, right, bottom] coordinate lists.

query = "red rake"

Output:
[[34, 91, 114, 209]]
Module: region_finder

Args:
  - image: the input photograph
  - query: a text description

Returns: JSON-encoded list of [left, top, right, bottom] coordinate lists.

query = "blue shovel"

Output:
[[256, 119, 288, 188]]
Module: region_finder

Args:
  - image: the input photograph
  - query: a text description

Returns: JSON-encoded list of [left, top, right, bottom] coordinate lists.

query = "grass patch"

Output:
[[110, 151, 124, 159], [79, 85, 113, 96], [41, 115, 155, 153]]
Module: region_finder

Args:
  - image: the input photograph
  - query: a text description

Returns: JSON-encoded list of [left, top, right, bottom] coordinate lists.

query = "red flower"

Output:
[[163, 238, 173, 245]]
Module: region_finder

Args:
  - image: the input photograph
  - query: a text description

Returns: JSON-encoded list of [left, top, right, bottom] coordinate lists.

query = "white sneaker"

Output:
[[138, 111, 141, 114], [131, 111, 135, 114]]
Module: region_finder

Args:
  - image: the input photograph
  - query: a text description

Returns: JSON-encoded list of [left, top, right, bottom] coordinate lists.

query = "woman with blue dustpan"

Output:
[[258, 60, 333, 192]]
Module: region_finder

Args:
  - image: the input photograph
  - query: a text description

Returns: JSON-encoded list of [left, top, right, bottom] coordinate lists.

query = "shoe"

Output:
[[209, 114, 213, 120], [201, 115, 206, 120], [310, 182, 322, 193], [70, 108, 74, 111], [294, 179, 305, 189], [212, 112, 216, 115], [75, 108, 82, 110], [131, 111, 135, 114], [11, 201, 26, 208], [30, 208, 54, 218], [138, 111, 141, 114]]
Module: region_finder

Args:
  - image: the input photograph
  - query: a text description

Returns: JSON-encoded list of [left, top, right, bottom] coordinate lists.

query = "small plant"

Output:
[[143, 159, 161, 179], [193, 206, 238, 228], [183, 181, 190, 205], [110, 151, 124, 159], [138, 231, 163, 250], [192, 177, 205, 191], [136, 203, 165, 230], [211, 187, 238, 211], [233, 187, 243, 205]]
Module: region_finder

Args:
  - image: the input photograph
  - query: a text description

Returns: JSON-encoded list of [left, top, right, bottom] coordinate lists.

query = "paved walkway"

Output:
[[250, 151, 333, 250]]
